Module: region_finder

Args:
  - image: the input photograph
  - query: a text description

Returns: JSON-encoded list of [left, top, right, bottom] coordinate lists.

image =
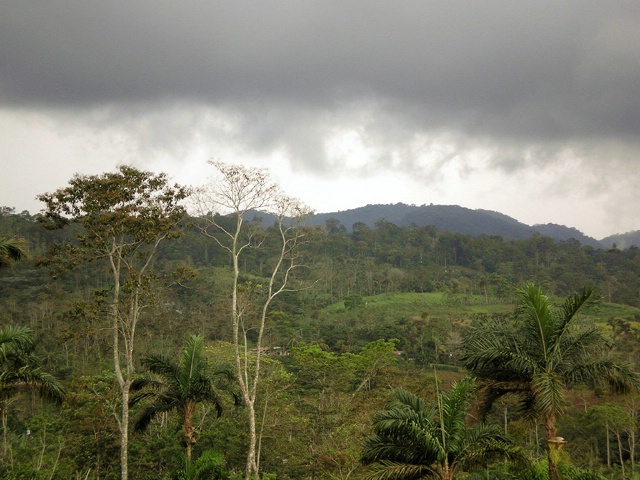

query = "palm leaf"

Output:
[[0, 236, 27, 267], [0, 326, 65, 404], [364, 460, 434, 480], [0, 325, 34, 360], [569, 359, 640, 393], [363, 381, 523, 479], [531, 372, 565, 417], [134, 395, 179, 432], [554, 287, 597, 341], [517, 283, 554, 362], [143, 354, 181, 382], [130, 333, 238, 460]]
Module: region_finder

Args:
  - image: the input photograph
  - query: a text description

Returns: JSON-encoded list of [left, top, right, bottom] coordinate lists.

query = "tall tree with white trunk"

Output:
[[193, 161, 313, 479]]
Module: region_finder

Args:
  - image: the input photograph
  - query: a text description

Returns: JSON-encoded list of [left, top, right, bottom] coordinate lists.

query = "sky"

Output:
[[1, 2, 639, 240]]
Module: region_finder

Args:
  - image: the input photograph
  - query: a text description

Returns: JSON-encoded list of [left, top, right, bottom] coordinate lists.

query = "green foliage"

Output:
[[163, 450, 226, 480], [462, 283, 640, 480], [0, 236, 27, 269], [130, 335, 238, 459], [0, 325, 65, 404], [471, 459, 607, 480], [361, 377, 525, 480], [344, 294, 364, 310], [4, 180, 640, 478]]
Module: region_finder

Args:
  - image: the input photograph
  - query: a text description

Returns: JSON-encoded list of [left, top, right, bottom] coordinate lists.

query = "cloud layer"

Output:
[[1, 2, 639, 238]]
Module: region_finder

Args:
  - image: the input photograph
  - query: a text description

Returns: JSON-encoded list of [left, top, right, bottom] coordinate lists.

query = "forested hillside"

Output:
[[601, 230, 640, 250], [305, 203, 604, 248], [1, 184, 640, 479]]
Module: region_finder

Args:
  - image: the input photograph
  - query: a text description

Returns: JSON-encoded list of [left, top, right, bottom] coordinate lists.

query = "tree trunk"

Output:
[[629, 427, 636, 474], [545, 414, 563, 480], [183, 402, 197, 462], [120, 386, 129, 480], [441, 457, 454, 480], [606, 421, 611, 467], [245, 401, 258, 479], [503, 406, 508, 435], [615, 429, 625, 479], [2, 406, 8, 460]]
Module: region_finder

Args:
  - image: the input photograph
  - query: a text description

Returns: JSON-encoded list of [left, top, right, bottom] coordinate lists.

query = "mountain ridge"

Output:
[[299, 203, 607, 248], [248, 202, 639, 249]]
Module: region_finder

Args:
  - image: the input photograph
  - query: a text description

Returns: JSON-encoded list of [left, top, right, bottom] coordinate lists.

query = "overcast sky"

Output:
[[1, 2, 639, 239]]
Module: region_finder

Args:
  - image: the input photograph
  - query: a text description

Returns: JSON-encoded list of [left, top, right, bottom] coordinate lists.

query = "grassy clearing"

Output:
[[324, 291, 515, 317]]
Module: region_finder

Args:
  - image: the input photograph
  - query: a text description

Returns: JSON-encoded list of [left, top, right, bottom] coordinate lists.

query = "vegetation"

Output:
[[192, 161, 314, 479], [0, 325, 64, 404], [0, 236, 27, 269], [462, 284, 639, 480], [0, 165, 639, 479], [37, 166, 190, 480], [361, 377, 524, 479], [130, 334, 237, 461]]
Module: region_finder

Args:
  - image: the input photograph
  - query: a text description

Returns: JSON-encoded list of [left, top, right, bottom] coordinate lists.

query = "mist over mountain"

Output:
[[601, 231, 640, 250]]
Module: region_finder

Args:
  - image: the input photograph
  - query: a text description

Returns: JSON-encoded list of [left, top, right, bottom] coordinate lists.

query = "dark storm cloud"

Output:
[[2, 1, 639, 177]]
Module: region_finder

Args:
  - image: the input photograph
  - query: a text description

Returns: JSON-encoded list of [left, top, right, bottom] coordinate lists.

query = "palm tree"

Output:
[[130, 335, 238, 461], [0, 325, 65, 404], [1, 325, 65, 455], [461, 283, 639, 480], [361, 377, 524, 480], [0, 236, 27, 269]]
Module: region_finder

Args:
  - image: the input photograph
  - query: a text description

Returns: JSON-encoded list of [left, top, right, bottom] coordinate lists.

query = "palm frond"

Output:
[[555, 287, 597, 340], [557, 326, 605, 365], [363, 460, 434, 480], [569, 359, 640, 393], [516, 283, 554, 360], [440, 377, 474, 445], [0, 325, 34, 360], [363, 382, 523, 478], [130, 375, 164, 393], [462, 327, 537, 382], [0, 236, 28, 267], [475, 379, 533, 419], [133, 396, 179, 432], [0, 326, 65, 404], [142, 354, 180, 380], [531, 372, 565, 417], [462, 424, 527, 468], [0, 368, 65, 404]]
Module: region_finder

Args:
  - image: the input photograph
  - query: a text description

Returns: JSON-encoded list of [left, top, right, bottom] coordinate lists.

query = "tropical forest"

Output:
[[1, 163, 640, 480]]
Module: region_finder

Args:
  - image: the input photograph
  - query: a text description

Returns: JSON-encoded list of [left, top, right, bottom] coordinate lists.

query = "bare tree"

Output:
[[192, 161, 313, 479]]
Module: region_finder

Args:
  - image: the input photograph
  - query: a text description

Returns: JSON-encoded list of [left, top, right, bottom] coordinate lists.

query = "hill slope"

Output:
[[306, 203, 603, 248], [601, 230, 640, 249]]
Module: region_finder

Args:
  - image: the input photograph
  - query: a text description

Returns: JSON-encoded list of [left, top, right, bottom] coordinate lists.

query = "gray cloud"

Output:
[[1, 1, 639, 236], [3, 2, 639, 137]]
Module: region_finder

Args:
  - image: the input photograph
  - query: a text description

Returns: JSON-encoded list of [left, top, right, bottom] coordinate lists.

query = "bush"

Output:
[[467, 460, 607, 480]]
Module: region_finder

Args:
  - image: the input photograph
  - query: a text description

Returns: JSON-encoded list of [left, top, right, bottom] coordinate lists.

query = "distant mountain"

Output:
[[303, 203, 604, 248], [600, 230, 640, 249], [245, 203, 605, 247], [532, 224, 603, 249]]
